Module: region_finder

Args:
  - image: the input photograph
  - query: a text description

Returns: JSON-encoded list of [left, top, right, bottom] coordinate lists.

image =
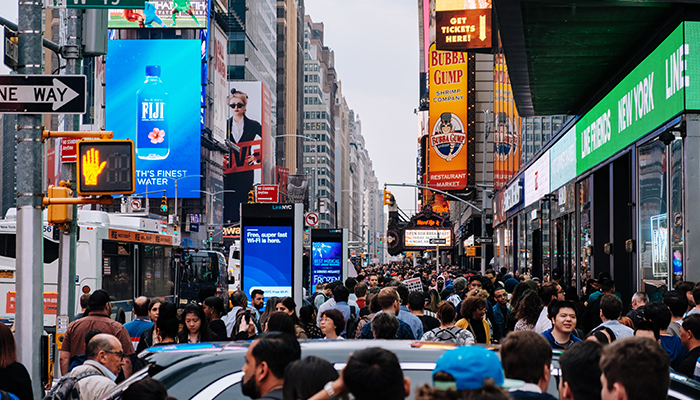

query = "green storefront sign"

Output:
[[576, 22, 700, 174]]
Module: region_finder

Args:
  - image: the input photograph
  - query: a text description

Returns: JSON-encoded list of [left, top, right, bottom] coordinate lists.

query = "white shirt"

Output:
[[231, 117, 244, 143], [534, 307, 552, 334]]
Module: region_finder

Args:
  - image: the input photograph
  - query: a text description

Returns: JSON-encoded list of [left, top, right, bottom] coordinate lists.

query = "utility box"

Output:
[[82, 9, 108, 56]]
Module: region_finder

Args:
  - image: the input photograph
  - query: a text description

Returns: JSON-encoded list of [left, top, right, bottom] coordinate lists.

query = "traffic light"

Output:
[[209, 231, 213, 240], [160, 196, 168, 212], [47, 185, 73, 224], [248, 190, 255, 203], [76, 139, 135, 195], [172, 223, 178, 236], [383, 190, 392, 205]]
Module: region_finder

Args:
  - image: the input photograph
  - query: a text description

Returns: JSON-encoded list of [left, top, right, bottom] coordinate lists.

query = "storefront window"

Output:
[[670, 138, 684, 287], [638, 140, 668, 299], [578, 178, 592, 292]]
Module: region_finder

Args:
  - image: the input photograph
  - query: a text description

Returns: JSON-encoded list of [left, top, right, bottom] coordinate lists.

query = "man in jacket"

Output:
[[70, 333, 125, 400]]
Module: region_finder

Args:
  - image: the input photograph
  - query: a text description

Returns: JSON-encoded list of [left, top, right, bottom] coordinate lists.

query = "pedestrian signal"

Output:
[[160, 196, 168, 212], [76, 140, 135, 195], [209, 231, 213, 240], [248, 190, 255, 204], [47, 185, 73, 224]]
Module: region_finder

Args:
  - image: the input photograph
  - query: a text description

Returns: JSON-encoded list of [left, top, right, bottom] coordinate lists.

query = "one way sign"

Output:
[[0, 75, 86, 114]]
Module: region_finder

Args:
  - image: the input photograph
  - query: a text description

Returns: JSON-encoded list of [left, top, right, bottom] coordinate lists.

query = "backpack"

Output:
[[1, 390, 20, 400], [433, 326, 462, 342], [344, 306, 360, 339], [43, 370, 102, 400], [68, 355, 86, 372]]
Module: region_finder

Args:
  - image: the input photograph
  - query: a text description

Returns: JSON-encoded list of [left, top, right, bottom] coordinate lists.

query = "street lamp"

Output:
[[173, 174, 203, 229], [274, 134, 319, 212], [191, 189, 236, 247]]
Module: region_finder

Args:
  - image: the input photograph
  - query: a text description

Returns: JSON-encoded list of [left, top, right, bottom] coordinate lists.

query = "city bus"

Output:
[[0, 208, 180, 328]]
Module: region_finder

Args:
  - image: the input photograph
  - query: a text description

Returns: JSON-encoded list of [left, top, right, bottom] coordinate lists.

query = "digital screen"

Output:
[[311, 242, 342, 286], [242, 226, 293, 303], [105, 39, 201, 198], [404, 229, 452, 247], [77, 140, 135, 195], [108, 0, 209, 29]]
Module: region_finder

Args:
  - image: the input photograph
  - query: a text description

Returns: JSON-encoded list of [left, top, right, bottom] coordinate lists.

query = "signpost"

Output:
[[429, 238, 447, 244], [255, 184, 280, 203], [44, 0, 146, 8], [475, 236, 494, 245], [0, 75, 86, 114], [305, 212, 319, 227]]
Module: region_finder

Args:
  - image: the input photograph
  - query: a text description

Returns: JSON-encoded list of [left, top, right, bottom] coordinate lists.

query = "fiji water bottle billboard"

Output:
[[105, 40, 201, 198]]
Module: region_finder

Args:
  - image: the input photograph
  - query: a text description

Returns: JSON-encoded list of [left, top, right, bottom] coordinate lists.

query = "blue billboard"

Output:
[[311, 242, 343, 286], [242, 226, 293, 300], [105, 39, 201, 198]]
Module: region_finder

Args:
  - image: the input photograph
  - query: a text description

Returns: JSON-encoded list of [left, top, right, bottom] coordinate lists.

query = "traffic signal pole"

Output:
[[16, 0, 46, 395]]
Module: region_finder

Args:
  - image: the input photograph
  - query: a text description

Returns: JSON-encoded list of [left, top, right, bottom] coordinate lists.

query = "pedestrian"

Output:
[[69, 333, 125, 400], [259, 297, 280, 328], [425, 289, 441, 315], [124, 296, 153, 352], [643, 301, 687, 371], [60, 290, 134, 377], [635, 320, 661, 342], [582, 279, 616, 333], [408, 292, 440, 333], [664, 291, 687, 336], [421, 301, 474, 344], [500, 330, 557, 400], [264, 312, 296, 337], [276, 297, 308, 339], [75, 294, 90, 319], [283, 356, 338, 400], [541, 300, 581, 350], [319, 309, 345, 340], [586, 326, 616, 345], [593, 294, 634, 339], [599, 337, 670, 400], [390, 283, 423, 340], [456, 296, 491, 343], [557, 341, 603, 400], [203, 296, 228, 341], [325, 286, 354, 337], [354, 294, 380, 339], [492, 287, 510, 343], [136, 298, 162, 352], [679, 314, 700, 379], [354, 282, 368, 309], [0, 322, 33, 400], [225, 290, 250, 338], [415, 346, 517, 400], [625, 291, 648, 329], [371, 312, 400, 339], [177, 303, 218, 343], [535, 282, 565, 334], [121, 378, 176, 400], [250, 289, 265, 323], [299, 304, 323, 339], [513, 291, 541, 331], [358, 288, 415, 339], [241, 332, 301, 400]]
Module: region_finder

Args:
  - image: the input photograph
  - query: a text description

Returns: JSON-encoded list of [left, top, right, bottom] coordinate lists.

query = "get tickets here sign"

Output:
[[575, 21, 700, 174], [428, 44, 471, 191]]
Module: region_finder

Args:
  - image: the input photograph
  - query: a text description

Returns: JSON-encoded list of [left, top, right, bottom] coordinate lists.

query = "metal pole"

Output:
[[314, 143, 318, 213], [57, 8, 83, 330], [481, 110, 490, 275], [436, 244, 440, 275], [175, 179, 178, 227], [16, 0, 45, 395]]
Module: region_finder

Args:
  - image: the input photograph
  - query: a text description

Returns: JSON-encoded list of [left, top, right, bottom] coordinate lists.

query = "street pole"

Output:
[[481, 110, 490, 275], [57, 8, 83, 332], [16, 0, 46, 395], [436, 244, 440, 275]]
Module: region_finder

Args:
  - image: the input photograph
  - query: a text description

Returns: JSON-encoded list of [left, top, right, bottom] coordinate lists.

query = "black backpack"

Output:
[[344, 306, 360, 339], [433, 326, 462, 342], [43, 370, 102, 400]]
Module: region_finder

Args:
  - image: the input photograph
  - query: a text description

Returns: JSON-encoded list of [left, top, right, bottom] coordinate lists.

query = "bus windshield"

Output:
[[181, 252, 218, 284]]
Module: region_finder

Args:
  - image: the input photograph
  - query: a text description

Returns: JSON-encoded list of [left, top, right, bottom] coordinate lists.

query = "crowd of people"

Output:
[[1, 262, 699, 400]]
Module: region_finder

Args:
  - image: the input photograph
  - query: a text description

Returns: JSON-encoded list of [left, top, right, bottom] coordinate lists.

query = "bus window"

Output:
[[102, 241, 135, 301], [140, 245, 175, 298], [0, 234, 16, 258], [181, 252, 217, 284], [44, 238, 59, 264]]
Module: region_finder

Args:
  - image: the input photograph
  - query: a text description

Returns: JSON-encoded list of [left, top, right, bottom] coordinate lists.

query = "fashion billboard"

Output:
[[105, 39, 201, 198], [493, 52, 522, 190], [435, 0, 492, 51], [223, 81, 273, 223], [108, 0, 208, 28], [428, 43, 473, 191]]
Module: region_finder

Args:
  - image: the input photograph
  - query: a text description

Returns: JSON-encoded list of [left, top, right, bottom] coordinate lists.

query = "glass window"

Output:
[[578, 177, 592, 291], [140, 245, 175, 298], [638, 140, 667, 295], [181, 252, 218, 284], [670, 138, 684, 286], [44, 238, 59, 264], [0, 233, 16, 258], [102, 241, 134, 301]]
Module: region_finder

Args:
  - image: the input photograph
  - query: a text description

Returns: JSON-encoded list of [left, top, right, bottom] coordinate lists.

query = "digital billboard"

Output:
[[493, 52, 522, 190], [211, 25, 228, 145], [223, 81, 273, 222], [428, 43, 473, 191], [105, 39, 201, 198], [404, 229, 452, 247], [242, 226, 293, 299], [435, 0, 492, 51], [108, 0, 208, 28], [311, 242, 342, 286]]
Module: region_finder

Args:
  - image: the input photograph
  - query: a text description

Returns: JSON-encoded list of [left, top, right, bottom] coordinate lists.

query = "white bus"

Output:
[[0, 208, 180, 328]]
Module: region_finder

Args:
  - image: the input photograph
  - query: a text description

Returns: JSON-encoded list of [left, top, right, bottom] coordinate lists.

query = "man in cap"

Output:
[[60, 289, 134, 377], [429, 346, 523, 394]]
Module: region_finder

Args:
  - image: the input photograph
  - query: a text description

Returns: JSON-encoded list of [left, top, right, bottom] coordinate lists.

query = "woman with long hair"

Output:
[[421, 301, 474, 344], [513, 291, 542, 331], [456, 297, 491, 343], [259, 296, 279, 328], [203, 296, 227, 340], [177, 304, 219, 343], [276, 297, 308, 339], [0, 322, 33, 400], [283, 356, 338, 400], [299, 304, 323, 339], [137, 298, 163, 352], [425, 289, 441, 315]]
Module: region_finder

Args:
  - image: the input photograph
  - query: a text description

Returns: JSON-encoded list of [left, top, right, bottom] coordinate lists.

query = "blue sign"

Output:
[[105, 39, 201, 198], [549, 128, 576, 191], [242, 226, 293, 302], [311, 242, 342, 286]]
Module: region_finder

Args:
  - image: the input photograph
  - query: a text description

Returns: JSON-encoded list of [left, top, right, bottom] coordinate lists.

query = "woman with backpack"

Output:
[[0, 322, 33, 400], [420, 301, 474, 345]]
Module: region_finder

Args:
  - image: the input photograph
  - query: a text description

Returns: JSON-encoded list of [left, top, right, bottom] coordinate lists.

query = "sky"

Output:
[[0, 1, 421, 213], [304, 0, 421, 214]]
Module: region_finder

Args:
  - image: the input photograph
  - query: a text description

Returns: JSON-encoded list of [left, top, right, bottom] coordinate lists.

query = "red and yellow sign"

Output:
[[6, 292, 58, 314], [108, 229, 173, 245], [435, 0, 492, 51], [428, 43, 470, 191], [77, 139, 135, 196], [493, 53, 522, 190]]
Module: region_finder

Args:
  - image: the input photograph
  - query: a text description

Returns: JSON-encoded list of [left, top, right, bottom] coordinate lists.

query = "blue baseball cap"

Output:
[[433, 346, 524, 391]]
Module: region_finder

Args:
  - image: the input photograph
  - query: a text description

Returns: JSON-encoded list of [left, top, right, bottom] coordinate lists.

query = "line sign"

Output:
[[0, 75, 86, 114]]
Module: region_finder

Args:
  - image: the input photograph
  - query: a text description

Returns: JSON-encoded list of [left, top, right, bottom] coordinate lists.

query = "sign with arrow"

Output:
[[475, 236, 494, 245], [0, 75, 86, 114]]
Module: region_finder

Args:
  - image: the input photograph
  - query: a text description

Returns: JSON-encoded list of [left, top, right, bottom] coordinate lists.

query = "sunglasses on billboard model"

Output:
[[230, 103, 245, 109]]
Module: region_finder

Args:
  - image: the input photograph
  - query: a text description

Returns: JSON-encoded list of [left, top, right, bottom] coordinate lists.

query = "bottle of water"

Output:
[[136, 65, 169, 160]]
